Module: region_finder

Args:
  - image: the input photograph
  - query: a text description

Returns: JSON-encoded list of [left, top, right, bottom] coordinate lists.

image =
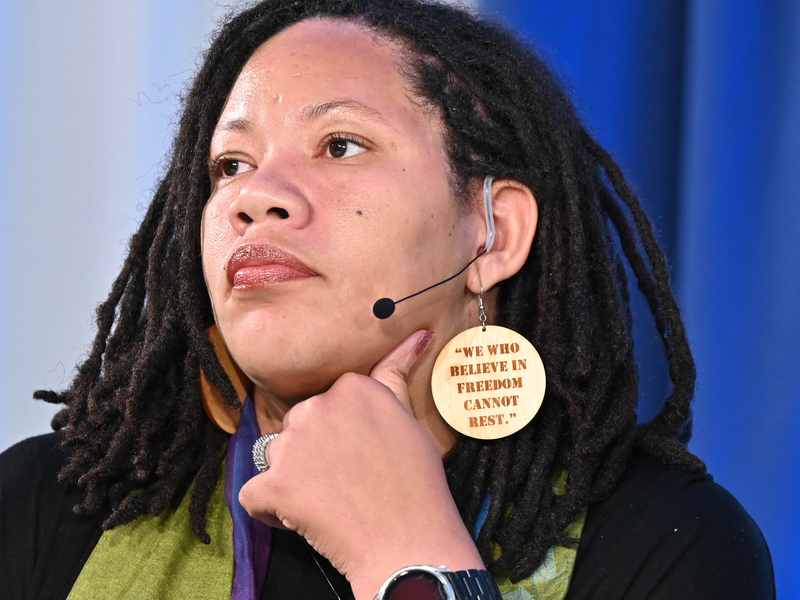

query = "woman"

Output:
[[0, 0, 774, 598]]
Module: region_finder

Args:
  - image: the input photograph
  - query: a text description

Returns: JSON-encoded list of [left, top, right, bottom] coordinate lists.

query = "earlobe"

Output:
[[466, 178, 538, 293]]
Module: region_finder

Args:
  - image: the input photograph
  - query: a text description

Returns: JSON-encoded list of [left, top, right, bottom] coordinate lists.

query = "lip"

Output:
[[226, 244, 317, 290]]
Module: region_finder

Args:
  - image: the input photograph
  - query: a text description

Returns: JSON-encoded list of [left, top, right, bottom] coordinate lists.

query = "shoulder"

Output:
[[0, 431, 74, 514], [1, 431, 106, 600], [1, 430, 67, 480], [567, 452, 775, 600]]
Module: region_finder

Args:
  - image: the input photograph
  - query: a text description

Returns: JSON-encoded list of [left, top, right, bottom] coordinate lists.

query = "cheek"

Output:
[[201, 202, 234, 285]]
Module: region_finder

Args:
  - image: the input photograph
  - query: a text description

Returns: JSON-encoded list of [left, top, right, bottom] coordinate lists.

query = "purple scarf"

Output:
[[225, 397, 273, 599]]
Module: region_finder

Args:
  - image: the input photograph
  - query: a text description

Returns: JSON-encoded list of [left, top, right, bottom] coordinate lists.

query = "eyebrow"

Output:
[[216, 118, 253, 133], [214, 99, 387, 134], [301, 99, 387, 123]]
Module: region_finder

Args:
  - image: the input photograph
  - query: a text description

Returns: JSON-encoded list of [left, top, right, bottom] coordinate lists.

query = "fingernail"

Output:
[[414, 330, 435, 356]]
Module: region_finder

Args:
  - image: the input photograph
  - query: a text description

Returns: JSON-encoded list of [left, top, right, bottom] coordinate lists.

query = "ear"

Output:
[[466, 178, 537, 293]]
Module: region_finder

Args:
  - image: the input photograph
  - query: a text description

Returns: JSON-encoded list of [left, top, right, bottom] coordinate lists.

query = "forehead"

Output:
[[217, 18, 417, 127], [254, 18, 402, 75]]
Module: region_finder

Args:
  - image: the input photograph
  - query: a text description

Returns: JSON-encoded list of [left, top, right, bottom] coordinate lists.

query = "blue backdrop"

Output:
[[484, 0, 799, 596]]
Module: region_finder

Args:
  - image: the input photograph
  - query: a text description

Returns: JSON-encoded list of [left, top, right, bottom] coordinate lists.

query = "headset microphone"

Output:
[[372, 253, 484, 319], [372, 176, 497, 319]]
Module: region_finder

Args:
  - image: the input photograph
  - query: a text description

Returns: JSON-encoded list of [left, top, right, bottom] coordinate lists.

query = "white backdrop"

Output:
[[0, 0, 234, 450], [0, 0, 478, 452]]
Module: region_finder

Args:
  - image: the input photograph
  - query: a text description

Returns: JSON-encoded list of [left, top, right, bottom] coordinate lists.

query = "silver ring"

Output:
[[253, 432, 279, 473]]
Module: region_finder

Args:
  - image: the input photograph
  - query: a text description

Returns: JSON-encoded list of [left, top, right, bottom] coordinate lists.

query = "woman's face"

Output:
[[202, 19, 484, 404]]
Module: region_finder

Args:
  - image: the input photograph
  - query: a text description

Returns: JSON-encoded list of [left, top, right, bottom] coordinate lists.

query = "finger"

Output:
[[369, 329, 433, 409], [238, 477, 289, 529]]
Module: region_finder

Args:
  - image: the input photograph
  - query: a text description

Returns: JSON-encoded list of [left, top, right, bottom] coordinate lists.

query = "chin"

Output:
[[221, 318, 392, 398]]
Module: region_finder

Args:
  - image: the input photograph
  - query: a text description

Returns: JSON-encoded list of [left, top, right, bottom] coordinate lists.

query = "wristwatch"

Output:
[[374, 565, 503, 600]]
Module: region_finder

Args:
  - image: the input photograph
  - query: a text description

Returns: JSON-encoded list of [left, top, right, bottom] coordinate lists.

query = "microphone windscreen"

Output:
[[372, 298, 396, 319]]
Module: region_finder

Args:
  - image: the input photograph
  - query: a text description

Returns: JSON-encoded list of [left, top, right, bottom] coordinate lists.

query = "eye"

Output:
[[209, 157, 255, 180], [220, 159, 254, 177], [323, 134, 368, 159]]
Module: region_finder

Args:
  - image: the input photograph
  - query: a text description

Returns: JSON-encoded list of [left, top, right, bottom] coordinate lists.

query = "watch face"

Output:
[[384, 570, 447, 600]]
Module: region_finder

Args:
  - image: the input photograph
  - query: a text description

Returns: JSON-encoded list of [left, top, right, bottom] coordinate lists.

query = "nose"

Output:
[[227, 166, 311, 235]]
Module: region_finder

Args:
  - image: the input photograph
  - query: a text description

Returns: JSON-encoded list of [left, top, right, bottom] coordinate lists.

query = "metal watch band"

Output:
[[375, 565, 503, 600], [446, 569, 503, 600]]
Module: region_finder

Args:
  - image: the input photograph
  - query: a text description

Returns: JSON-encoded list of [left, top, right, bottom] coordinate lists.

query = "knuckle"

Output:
[[285, 399, 310, 424], [335, 371, 365, 388]]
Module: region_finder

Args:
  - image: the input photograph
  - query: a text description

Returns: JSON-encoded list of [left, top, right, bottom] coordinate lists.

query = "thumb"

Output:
[[369, 329, 434, 410]]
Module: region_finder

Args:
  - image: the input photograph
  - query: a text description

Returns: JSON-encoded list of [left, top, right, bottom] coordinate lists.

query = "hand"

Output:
[[239, 329, 484, 599]]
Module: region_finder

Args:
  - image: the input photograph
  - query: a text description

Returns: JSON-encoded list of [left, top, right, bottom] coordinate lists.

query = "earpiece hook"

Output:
[[483, 175, 496, 254]]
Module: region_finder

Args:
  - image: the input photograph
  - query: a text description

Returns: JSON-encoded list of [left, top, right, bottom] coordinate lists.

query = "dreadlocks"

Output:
[[35, 0, 704, 581]]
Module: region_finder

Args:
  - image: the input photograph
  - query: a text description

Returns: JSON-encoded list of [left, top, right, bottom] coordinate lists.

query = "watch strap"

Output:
[[446, 569, 503, 600]]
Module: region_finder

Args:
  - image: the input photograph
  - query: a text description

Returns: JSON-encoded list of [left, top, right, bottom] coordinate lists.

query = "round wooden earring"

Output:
[[431, 296, 546, 439], [199, 324, 252, 433]]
